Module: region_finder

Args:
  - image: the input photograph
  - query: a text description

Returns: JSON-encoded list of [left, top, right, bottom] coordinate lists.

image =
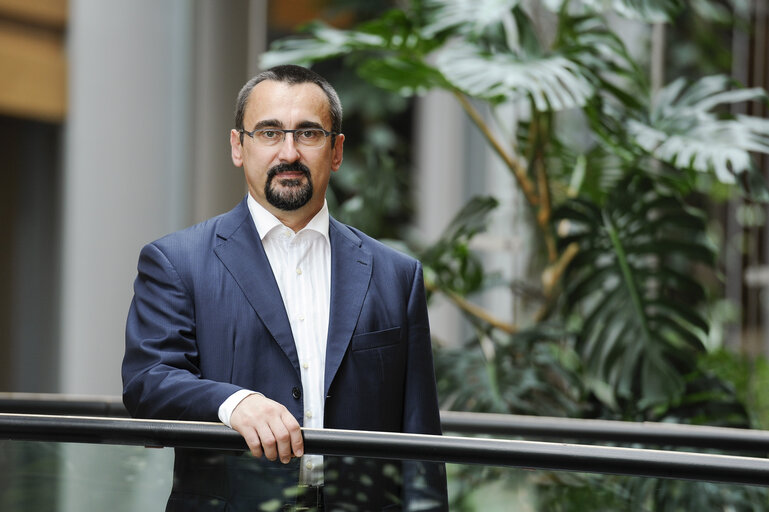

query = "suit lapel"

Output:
[[213, 199, 300, 375], [325, 218, 372, 397]]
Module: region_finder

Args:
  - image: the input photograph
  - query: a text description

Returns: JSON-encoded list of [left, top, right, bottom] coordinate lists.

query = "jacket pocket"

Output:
[[350, 327, 401, 351]]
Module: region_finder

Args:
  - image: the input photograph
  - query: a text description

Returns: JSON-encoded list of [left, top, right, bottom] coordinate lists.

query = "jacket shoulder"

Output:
[[333, 220, 420, 271], [149, 200, 250, 255]]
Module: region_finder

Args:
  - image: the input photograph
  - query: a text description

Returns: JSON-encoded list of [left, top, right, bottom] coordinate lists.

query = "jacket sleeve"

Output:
[[122, 242, 242, 421], [402, 261, 449, 511]]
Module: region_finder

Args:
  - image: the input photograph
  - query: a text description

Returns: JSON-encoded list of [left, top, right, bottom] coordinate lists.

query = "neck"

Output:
[[256, 196, 323, 233], [275, 210, 315, 232]]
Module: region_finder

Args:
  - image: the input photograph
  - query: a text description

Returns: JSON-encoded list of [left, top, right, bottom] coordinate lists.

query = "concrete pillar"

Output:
[[60, 0, 257, 396], [414, 90, 466, 347], [59, 1, 265, 510]]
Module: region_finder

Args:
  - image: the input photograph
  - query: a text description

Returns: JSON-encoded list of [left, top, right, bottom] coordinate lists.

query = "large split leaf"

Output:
[[543, 0, 684, 23], [421, 0, 522, 40], [627, 75, 769, 189], [435, 42, 595, 110], [555, 174, 715, 411]]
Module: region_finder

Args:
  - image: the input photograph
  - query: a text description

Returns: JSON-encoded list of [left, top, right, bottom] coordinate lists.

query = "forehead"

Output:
[[244, 80, 331, 128]]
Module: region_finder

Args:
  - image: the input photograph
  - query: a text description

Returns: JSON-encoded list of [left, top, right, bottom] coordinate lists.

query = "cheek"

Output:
[[243, 152, 274, 177], [243, 163, 269, 190]]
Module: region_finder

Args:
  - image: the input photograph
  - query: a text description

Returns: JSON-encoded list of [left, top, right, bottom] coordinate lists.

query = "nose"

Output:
[[277, 132, 301, 162]]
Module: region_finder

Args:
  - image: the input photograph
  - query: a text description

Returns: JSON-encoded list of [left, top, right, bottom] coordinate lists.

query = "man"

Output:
[[122, 65, 448, 511]]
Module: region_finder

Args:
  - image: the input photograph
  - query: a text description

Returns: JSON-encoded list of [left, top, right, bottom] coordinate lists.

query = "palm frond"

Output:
[[628, 75, 769, 185], [436, 42, 594, 111], [543, 0, 683, 23], [261, 22, 386, 68], [608, 0, 684, 21], [421, 0, 521, 40], [555, 174, 715, 411]]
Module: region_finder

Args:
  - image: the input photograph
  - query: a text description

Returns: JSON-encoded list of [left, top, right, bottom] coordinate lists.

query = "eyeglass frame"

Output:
[[238, 126, 339, 149]]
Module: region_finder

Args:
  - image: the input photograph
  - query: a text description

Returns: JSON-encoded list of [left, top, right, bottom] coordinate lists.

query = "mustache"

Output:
[[267, 162, 311, 179]]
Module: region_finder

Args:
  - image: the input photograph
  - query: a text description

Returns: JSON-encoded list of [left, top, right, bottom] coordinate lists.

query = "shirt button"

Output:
[[302, 362, 309, 370], [298, 314, 305, 322], [305, 462, 313, 470], [292, 387, 301, 399], [296, 267, 302, 275], [305, 411, 313, 419]]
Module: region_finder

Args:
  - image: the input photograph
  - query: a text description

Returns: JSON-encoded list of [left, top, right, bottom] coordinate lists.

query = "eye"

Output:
[[297, 129, 323, 142], [258, 130, 280, 140]]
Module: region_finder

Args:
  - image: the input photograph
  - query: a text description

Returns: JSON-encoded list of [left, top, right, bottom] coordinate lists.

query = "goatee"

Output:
[[264, 162, 313, 211]]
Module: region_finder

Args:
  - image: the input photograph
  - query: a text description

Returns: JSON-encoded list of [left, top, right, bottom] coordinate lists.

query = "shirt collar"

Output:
[[246, 193, 330, 244]]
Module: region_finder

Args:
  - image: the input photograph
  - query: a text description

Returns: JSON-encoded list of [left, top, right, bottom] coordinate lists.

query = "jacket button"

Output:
[[292, 387, 301, 399]]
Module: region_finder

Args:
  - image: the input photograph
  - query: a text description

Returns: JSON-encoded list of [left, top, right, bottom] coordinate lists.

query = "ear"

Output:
[[230, 129, 244, 167], [330, 133, 344, 172]]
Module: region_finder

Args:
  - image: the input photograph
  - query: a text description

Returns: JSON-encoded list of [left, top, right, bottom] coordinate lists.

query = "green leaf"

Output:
[[420, 196, 499, 295], [356, 56, 447, 95], [261, 22, 387, 68], [555, 174, 714, 411], [543, 0, 684, 23], [422, 0, 521, 45], [435, 323, 584, 416], [436, 42, 594, 110], [627, 75, 769, 190]]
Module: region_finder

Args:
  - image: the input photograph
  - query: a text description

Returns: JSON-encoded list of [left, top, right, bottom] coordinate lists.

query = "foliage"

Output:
[[323, 70, 415, 238], [699, 348, 769, 429], [555, 174, 715, 411], [420, 196, 499, 296], [537, 472, 769, 511], [264, 0, 769, 508], [435, 322, 583, 417]]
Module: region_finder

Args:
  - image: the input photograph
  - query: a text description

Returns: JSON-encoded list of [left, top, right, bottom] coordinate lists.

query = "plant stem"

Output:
[[535, 242, 580, 321], [425, 279, 518, 334], [531, 111, 556, 263], [452, 91, 539, 207], [603, 211, 652, 341], [536, 157, 557, 262]]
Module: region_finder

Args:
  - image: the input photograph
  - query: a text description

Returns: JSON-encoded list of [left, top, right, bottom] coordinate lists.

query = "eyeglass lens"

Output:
[[253, 129, 330, 148]]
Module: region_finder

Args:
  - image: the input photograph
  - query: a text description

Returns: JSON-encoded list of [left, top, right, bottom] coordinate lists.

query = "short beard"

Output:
[[264, 162, 313, 211]]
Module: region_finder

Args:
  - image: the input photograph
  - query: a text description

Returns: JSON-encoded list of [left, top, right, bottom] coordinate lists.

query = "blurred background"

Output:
[[2, 0, 769, 508], [0, 0, 507, 397]]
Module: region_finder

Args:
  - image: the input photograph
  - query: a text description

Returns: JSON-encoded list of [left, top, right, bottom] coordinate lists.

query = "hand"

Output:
[[230, 393, 304, 464]]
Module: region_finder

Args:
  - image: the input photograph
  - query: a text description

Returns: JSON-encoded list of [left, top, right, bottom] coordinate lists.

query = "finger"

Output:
[[282, 411, 304, 458], [255, 425, 278, 461], [270, 422, 293, 464], [232, 423, 264, 459]]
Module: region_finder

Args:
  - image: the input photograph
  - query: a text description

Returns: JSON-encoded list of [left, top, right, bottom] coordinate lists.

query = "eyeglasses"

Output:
[[239, 127, 338, 149]]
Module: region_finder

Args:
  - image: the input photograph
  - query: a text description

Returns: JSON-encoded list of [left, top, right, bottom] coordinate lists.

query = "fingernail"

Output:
[[295, 449, 303, 457]]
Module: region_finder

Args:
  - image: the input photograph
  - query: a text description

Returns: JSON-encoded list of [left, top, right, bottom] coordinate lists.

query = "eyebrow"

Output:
[[252, 119, 284, 130], [251, 119, 326, 130]]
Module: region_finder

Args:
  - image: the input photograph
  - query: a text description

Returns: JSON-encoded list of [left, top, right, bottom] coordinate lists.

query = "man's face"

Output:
[[230, 80, 344, 219]]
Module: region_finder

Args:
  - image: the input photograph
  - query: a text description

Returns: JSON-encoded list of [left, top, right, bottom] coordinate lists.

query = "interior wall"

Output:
[[0, 116, 61, 393], [0, 0, 65, 393]]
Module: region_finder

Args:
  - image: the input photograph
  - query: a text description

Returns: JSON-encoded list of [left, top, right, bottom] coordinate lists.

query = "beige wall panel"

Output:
[[0, 22, 66, 121], [0, 0, 67, 27]]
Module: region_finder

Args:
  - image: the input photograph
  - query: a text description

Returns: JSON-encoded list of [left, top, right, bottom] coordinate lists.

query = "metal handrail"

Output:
[[0, 392, 126, 417], [1, 413, 768, 487], [2, 393, 769, 453], [440, 411, 769, 453]]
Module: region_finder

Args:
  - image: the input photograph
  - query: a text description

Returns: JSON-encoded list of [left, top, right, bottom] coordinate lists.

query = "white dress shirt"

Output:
[[218, 193, 331, 485]]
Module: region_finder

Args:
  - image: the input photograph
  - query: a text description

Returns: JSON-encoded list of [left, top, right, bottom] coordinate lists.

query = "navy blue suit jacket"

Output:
[[122, 197, 447, 510]]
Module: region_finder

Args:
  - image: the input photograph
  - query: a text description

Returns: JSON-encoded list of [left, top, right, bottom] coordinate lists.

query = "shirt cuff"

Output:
[[218, 389, 261, 427]]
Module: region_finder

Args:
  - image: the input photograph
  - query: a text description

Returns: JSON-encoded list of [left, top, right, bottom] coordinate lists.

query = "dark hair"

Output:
[[234, 65, 343, 136]]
